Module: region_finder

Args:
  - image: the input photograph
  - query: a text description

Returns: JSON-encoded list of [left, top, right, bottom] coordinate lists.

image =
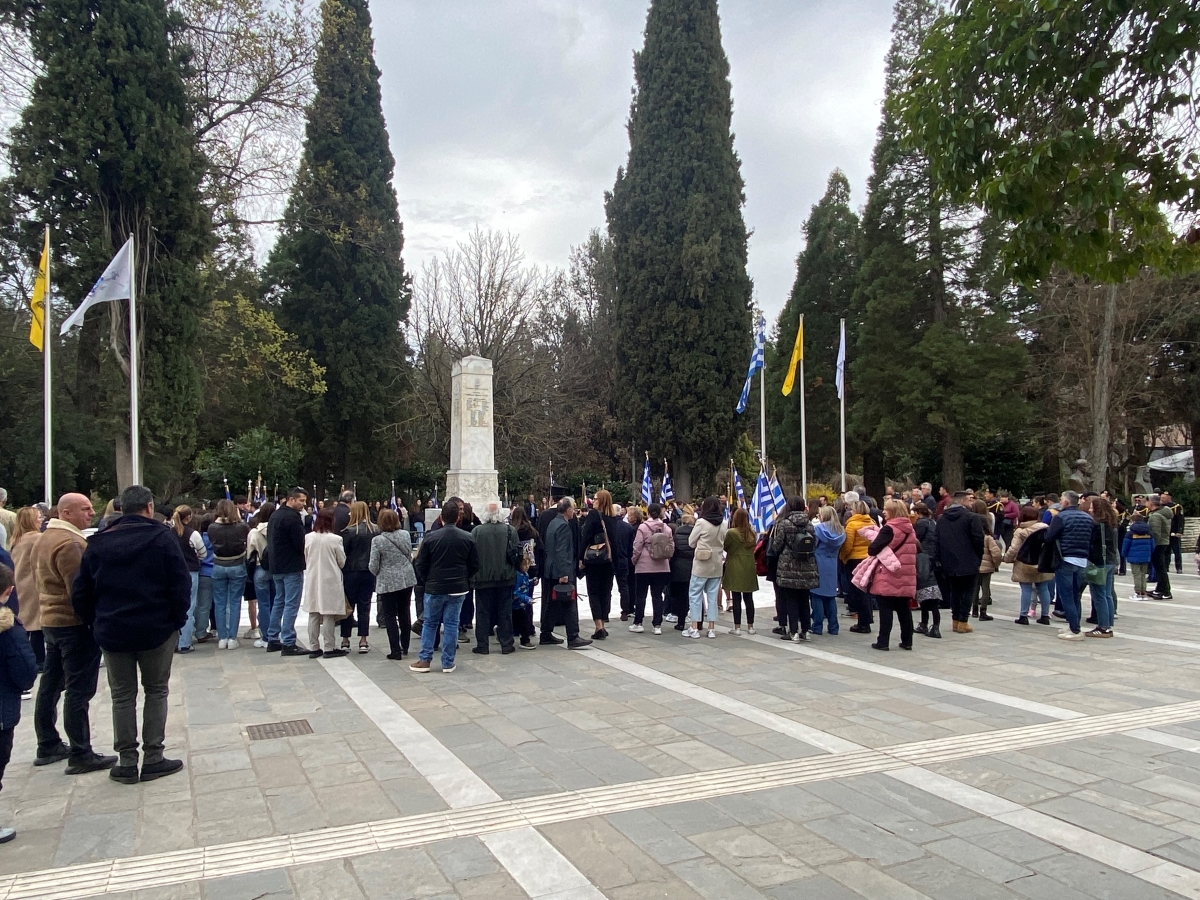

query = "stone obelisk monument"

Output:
[[444, 356, 499, 511]]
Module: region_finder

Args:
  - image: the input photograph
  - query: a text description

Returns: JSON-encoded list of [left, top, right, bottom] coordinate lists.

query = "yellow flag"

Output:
[[28, 229, 49, 352], [781, 316, 803, 395]]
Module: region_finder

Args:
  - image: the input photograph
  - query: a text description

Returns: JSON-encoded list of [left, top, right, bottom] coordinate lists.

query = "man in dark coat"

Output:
[[933, 491, 984, 632], [471, 501, 520, 656], [612, 507, 635, 621], [72, 485, 190, 785], [267, 489, 309, 655], [543, 499, 590, 649], [411, 499, 479, 673]]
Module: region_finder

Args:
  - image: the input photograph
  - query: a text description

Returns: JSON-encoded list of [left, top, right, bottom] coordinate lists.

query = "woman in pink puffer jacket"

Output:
[[865, 499, 918, 651]]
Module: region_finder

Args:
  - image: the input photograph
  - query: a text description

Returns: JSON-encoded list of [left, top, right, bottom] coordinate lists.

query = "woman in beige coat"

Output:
[[973, 499, 1003, 621], [9, 507, 44, 668], [301, 508, 347, 658], [1003, 506, 1054, 625]]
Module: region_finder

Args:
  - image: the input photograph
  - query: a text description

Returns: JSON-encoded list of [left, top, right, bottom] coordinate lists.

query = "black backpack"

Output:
[[789, 526, 815, 559], [1016, 529, 1046, 566]]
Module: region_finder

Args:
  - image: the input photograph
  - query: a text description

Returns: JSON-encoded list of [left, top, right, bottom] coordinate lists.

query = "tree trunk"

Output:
[[1088, 281, 1118, 493], [1191, 419, 1200, 490], [862, 446, 885, 505], [672, 456, 693, 504], [942, 427, 964, 492]]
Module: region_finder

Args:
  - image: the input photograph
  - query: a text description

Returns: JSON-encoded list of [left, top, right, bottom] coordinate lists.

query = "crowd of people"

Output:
[[0, 477, 1192, 844]]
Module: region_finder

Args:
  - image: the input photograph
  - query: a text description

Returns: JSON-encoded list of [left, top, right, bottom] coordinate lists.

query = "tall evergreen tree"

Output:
[[850, 0, 1026, 493], [2, 0, 213, 490], [767, 170, 860, 481], [605, 0, 752, 497], [265, 0, 407, 482]]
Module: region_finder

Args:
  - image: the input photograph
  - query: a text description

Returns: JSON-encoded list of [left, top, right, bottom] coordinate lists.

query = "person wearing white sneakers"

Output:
[[631, 503, 673, 635], [722, 508, 758, 635], [207, 500, 249, 650], [687, 497, 728, 639], [246, 504, 274, 648]]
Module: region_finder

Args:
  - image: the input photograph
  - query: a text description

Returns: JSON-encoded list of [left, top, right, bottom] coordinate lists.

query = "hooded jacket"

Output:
[[866, 516, 917, 598], [72, 514, 191, 653], [632, 518, 673, 574], [839, 514, 874, 563], [1004, 520, 1053, 584], [0, 604, 36, 731], [934, 504, 985, 576], [769, 511, 819, 590], [1121, 521, 1154, 565], [813, 523, 846, 597]]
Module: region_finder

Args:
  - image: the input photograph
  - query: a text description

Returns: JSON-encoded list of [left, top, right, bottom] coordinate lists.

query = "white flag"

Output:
[[60, 237, 132, 335], [835, 319, 846, 400]]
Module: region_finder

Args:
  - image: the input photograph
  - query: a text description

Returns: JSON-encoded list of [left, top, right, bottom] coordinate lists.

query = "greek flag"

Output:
[[660, 470, 674, 504], [754, 469, 776, 533], [733, 466, 746, 509], [390, 482, 398, 512], [769, 471, 786, 515], [836, 319, 847, 400], [641, 458, 652, 504], [736, 315, 767, 414], [223, 478, 231, 501]]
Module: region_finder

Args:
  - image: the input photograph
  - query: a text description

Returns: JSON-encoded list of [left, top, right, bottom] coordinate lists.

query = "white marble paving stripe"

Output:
[[889, 766, 1200, 899], [1127, 728, 1200, 754], [321, 658, 604, 900], [582, 645, 863, 753], [736, 630, 1087, 720]]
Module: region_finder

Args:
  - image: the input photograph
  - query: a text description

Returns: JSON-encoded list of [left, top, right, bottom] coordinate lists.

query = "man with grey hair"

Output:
[[1044, 490, 1097, 639], [0, 488, 13, 550], [471, 500, 521, 655], [544, 498, 590, 649]]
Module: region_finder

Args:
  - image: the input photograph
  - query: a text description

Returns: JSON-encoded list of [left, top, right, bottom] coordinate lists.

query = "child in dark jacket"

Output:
[[1121, 514, 1155, 600], [512, 560, 536, 650], [0, 564, 38, 844]]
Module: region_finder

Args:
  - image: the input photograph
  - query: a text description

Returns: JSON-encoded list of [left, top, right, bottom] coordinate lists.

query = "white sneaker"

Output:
[[653, 626, 662, 635], [747, 626, 756, 635], [629, 624, 645, 633], [729, 627, 742, 635], [791, 632, 801, 643], [226, 638, 238, 650], [1057, 630, 1084, 641], [218, 639, 228, 650], [664, 614, 678, 623], [253, 639, 267, 648], [707, 629, 717, 639], [683, 628, 700, 639]]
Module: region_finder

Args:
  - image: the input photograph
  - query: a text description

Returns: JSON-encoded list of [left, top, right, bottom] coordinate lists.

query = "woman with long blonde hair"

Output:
[[341, 500, 379, 652], [10, 507, 45, 665]]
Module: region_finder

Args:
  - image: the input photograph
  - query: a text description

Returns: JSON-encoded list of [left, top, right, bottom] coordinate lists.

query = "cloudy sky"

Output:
[[370, 0, 895, 323]]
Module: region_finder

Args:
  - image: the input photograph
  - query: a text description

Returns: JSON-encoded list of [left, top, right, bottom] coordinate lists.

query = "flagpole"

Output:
[[759, 317, 768, 470], [128, 234, 141, 485], [43, 226, 52, 504], [797, 314, 808, 501], [839, 318, 847, 493]]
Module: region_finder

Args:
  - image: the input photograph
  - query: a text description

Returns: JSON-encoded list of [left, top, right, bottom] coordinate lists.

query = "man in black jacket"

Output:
[[410, 499, 479, 673], [543, 499, 590, 649], [72, 486, 190, 785], [332, 490, 354, 533], [267, 489, 309, 655], [933, 491, 985, 633], [471, 501, 520, 656]]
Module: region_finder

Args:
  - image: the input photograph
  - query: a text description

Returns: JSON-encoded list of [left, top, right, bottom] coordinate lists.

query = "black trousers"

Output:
[[616, 566, 632, 617], [378, 588, 413, 655], [476, 585, 515, 651], [844, 559, 872, 626], [945, 574, 977, 622], [584, 564, 614, 622], [541, 579, 580, 640], [513, 605, 535, 639], [1153, 546, 1172, 595], [35, 624, 100, 761], [0, 726, 12, 793], [1170, 535, 1183, 573], [634, 571, 670, 626], [28, 630, 45, 670], [731, 591, 755, 626], [776, 586, 810, 635], [460, 590, 475, 630], [877, 596, 914, 648], [340, 570, 375, 638], [919, 598, 941, 628], [668, 582, 689, 628]]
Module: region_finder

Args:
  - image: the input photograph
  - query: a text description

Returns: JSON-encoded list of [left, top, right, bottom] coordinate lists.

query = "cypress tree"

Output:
[[767, 170, 860, 480], [3, 0, 213, 489], [605, 0, 752, 497], [265, 0, 407, 482], [850, 0, 1025, 492]]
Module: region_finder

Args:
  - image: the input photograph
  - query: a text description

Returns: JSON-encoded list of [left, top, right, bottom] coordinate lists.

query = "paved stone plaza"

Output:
[[4, 566, 1200, 900]]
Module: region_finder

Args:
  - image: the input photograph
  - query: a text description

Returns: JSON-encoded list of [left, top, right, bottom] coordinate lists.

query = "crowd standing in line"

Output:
[[0, 475, 1194, 844]]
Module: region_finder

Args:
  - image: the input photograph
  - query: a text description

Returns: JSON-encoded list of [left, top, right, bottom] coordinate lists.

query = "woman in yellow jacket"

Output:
[[840, 501, 876, 633]]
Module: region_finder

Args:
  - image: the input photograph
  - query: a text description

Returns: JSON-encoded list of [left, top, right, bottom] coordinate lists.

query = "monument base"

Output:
[[445, 468, 499, 513]]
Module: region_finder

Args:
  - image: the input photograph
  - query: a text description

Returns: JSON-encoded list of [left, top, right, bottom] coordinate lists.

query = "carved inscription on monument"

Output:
[[464, 378, 491, 429]]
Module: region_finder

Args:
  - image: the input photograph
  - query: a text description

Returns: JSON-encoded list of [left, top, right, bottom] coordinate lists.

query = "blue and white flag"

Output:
[[769, 471, 786, 515], [733, 466, 747, 509], [390, 481, 398, 512], [736, 315, 767, 414], [660, 469, 674, 504], [754, 469, 776, 533], [223, 477, 231, 501], [60, 237, 133, 335], [641, 458, 652, 504], [836, 319, 847, 400]]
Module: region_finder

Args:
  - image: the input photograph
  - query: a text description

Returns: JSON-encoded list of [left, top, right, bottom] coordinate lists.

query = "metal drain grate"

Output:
[[246, 719, 313, 741]]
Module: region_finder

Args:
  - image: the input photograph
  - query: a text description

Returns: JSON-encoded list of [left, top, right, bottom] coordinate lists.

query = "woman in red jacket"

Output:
[[866, 499, 918, 651]]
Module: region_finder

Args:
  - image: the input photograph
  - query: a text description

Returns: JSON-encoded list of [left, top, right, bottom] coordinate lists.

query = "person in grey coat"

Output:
[[543, 499, 591, 649], [368, 509, 417, 660], [471, 501, 521, 656]]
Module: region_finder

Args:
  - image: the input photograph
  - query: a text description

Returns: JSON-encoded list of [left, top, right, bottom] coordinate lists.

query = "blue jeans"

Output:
[[811, 593, 838, 635], [1088, 563, 1116, 629], [419, 593, 464, 668], [178, 572, 199, 649], [687, 576, 720, 624], [193, 574, 214, 637], [270, 572, 305, 647], [1019, 581, 1052, 617], [254, 567, 275, 642], [1054, 563, 1086, 633], [212, 564, 247, 640]]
